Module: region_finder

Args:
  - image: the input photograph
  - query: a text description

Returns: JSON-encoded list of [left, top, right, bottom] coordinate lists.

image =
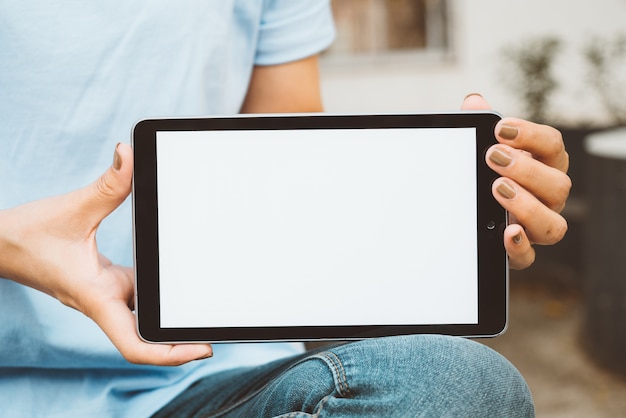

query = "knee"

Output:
[[330, 335, 535, 417], [423, 335, 534, 417]]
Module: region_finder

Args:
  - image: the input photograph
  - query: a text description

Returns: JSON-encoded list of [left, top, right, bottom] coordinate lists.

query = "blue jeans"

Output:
[[153, 335, 534, 417]]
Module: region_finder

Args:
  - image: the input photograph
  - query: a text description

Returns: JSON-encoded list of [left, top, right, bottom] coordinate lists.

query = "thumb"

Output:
[[461, 93, 492, 111], [77, 143, 134, 227]]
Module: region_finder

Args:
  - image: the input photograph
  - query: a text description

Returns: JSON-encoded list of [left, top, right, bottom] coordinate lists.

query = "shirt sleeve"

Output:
[[255, 0, 336, 65]]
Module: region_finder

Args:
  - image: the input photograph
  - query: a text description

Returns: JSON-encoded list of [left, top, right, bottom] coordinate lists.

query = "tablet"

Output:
[[132, 112, 508, 343]]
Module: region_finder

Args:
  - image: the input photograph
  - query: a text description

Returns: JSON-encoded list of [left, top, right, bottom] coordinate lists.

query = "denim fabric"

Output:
[[153, 335, 534, 417]]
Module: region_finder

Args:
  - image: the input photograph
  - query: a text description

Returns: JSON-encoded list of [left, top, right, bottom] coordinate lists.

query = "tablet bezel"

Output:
[[132, 112, 507, 343]]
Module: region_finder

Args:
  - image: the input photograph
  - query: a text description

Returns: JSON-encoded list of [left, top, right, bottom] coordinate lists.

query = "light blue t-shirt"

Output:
[[0, 1, 335, 416]]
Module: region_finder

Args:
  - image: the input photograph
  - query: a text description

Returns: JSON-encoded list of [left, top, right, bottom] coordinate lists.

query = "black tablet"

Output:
[[132, 112, 508, 343]]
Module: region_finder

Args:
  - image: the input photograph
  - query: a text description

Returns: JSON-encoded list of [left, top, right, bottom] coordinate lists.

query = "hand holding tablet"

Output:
[[132, 112, 507, 343]]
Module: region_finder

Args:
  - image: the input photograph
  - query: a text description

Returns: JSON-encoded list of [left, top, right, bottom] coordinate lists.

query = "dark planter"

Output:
[[525, 127, 603, 285], [582, 127, 626, 377]]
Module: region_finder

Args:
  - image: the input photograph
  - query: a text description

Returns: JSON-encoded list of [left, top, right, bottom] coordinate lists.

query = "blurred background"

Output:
[[318, 1, 626, 416]]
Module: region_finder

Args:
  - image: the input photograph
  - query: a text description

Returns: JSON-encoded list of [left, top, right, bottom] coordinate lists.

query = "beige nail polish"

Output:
[[489, 148, 512, 167], [513, 232, 523, 244], [113, 143, 122, 171], [498, 125, 519, 140], [464, 92, 483, 100], [496, 181, 516, 199]]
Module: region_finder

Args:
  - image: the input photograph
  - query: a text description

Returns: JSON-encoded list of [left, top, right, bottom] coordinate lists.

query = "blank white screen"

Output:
[[156, 127, 478, 328]]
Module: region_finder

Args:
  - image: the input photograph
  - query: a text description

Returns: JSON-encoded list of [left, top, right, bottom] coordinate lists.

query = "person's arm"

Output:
[[0, 56, 325, 366], [462, 94, 571, 269], [0, 144, 213, 366], [240, 55, 324, 114]]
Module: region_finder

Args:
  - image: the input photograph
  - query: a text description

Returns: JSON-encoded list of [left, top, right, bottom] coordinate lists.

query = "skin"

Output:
[[0, 55, 570, 365], [463, 94, 570, 269]]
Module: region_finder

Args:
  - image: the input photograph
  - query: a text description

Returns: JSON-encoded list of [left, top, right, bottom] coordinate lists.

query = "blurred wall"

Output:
[[320, 0, 626, 126]]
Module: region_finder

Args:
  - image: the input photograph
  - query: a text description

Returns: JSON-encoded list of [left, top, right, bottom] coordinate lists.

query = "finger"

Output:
[[486, 144, 571, 212], [492, 178, 568, 245], [118, 265, 136, 310], [98, 253, 113, 267], [503, 224, 535, 270], [75, 143, 134, 228], [495, 118, 569, 173], [460, 93, 492, 110], [92, 299, 213, 366], [102, 263, 136, 310]]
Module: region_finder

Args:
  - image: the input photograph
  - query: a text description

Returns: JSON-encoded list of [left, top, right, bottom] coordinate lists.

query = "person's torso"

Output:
[[0, 1, 334, 415]]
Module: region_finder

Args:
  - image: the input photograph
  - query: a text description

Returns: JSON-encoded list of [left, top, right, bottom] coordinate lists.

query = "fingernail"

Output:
[[513, 232, 523, 245], [199, 349, 213, 360], [113, 143, 122, 171], [489, 147, 512, 167], [496, 181, 516, 199], [498, 124, 519, 140], [464, 92, 483, 100]]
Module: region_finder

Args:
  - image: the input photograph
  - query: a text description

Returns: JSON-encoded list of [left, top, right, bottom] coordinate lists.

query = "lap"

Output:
[[153, 335, 534, 417]]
